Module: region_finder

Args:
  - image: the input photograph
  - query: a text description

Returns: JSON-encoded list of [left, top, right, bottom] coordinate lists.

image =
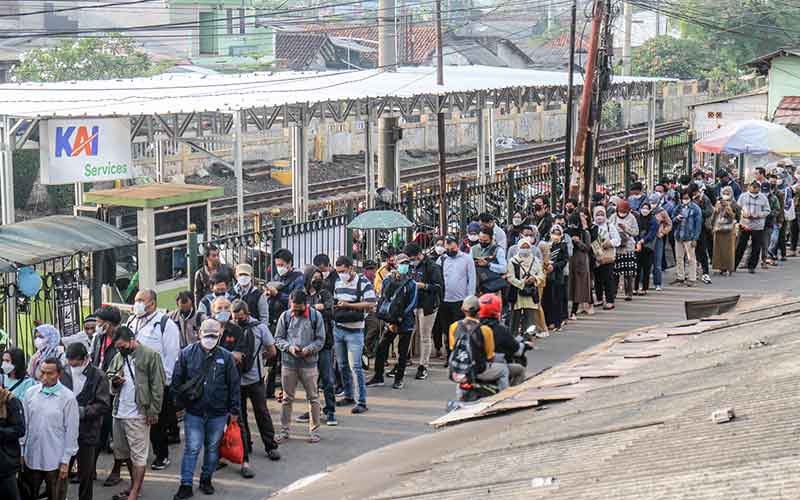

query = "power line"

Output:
[[0, 0, 162, 18]]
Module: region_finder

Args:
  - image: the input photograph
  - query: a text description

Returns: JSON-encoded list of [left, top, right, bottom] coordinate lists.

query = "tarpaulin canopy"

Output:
[[347, 210, 414, 230], [0, 215, 138, 267], [0, 257, 14, 273]]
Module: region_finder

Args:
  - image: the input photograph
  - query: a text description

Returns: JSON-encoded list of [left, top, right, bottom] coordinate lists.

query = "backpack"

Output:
[[375, 277, 411, 324], [238, 322, 258, 374], [447, 320, 487, 383]]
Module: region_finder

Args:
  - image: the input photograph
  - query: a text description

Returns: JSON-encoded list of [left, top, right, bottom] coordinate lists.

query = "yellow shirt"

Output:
[[373, 264, 392, 295], [448, 319, 495, 360]]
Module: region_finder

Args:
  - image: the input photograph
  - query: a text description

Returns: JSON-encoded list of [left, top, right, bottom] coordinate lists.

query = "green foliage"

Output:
[[600, 100, 622, 130], [631, 36, 720, 80], [11, 35, 167, 82], [45, 185, 75, 213], [12, 150, 39, 210]]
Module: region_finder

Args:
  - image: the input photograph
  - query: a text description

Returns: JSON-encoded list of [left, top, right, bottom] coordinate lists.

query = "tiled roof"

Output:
[[274, 32, 333, 70], [304, 25, 438, 65], [542, 31, 589, 49], [773, 95, 800, 125]]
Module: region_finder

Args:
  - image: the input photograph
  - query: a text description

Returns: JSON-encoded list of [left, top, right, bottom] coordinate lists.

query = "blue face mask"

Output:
[[214, 311, 231, 322], [397, 263, 410, 275]]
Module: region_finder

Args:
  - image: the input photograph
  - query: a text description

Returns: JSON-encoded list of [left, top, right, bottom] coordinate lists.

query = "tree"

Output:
[[11, 35, 163, 82], [631, 36, 719, 80]]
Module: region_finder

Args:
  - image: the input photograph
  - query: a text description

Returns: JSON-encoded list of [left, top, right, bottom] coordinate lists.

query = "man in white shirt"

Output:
[[126, 289, 180, 471]]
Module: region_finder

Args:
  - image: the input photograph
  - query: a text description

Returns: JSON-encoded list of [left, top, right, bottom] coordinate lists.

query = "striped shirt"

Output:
[[334, 272, 377, 330]]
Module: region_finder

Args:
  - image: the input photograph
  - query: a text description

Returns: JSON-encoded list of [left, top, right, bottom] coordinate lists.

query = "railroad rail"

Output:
[[210, 120, 686, 217]]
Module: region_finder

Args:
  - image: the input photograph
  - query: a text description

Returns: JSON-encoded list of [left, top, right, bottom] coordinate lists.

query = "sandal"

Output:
[[111, 490, 131, 500], [569, 314, 577, 321], [103, 473, 122, 487], [275, 430, 290, 444], [603, 304, 615, 310], [308, 432, 321, 444]]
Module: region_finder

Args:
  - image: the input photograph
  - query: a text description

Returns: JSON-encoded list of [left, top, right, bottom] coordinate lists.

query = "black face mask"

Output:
[[119, 346, 133, 357], [311, 279, 323, 290], [179, 309, 193, 319], [213, 291, 226, 297], [237, 319, 249, 327], [479, 241, 491, 248], [446, 249, 458, 257]]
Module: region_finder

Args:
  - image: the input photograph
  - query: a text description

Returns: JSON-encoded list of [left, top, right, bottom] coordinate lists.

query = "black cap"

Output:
[[95, 306, 122, 325], [445, 235, 459, 244]]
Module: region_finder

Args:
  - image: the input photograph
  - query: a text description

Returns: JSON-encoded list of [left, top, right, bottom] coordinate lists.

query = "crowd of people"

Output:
[[0, 161, 797, 500]]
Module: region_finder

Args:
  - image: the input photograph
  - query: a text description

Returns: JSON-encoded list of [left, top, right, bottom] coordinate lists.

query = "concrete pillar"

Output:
[[138, 207, 156, 292], [476, 107, 485, 183], [233, 111, 245, 233], [290, 122, 309, 222], [487, 104, 496, 178], [377, 116, 400, 198], [0, 116, 15, 225]]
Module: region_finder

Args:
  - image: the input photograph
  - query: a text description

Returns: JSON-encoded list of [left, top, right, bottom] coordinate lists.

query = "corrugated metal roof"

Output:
[[0, 215, 138, 266], [0, 66, 666, 119], [774, 95, 800, 126]]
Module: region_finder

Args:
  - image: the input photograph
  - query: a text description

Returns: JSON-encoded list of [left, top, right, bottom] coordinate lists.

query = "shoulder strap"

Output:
[[158, 315, 170, 335], [355, 275, 363, 301]]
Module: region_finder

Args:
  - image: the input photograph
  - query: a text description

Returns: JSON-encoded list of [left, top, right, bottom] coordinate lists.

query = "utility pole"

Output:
[[564, 0, 577, 204], [622, 1, 632, 76], [378, 0, 399, 201], [436, 0, 447, 234]]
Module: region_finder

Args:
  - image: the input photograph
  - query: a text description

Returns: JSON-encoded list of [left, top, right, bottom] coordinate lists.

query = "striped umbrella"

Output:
[[694, 119, 800, 155]]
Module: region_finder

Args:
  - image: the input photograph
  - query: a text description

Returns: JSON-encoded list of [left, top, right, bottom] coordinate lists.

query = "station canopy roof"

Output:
[[0, 66, 665, 119], [0, 215, 138, 267]]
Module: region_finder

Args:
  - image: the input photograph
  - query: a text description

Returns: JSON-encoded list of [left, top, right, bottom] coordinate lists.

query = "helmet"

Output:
[[478, 293, 502, 320]]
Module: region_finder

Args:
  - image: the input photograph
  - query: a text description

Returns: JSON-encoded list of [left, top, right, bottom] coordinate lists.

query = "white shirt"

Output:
[[115, 357, 140, 419], [493, 224, 507, 250], [24, 383, 79, 471], [71, 365, 87, 397], [127, 311, 180, 386]]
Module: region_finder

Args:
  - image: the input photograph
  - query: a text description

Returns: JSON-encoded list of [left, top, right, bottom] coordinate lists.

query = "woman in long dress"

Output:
[[567, 210, 593, 319], [711, 186, 740, 275]]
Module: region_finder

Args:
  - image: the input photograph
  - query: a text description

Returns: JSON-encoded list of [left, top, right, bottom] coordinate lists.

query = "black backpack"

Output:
[[238, 322, 258, 374], [375, 277, 411, 324], [447, 320, 487, 383]]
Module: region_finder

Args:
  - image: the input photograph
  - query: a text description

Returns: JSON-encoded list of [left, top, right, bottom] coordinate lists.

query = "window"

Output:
[[199, 12, 218, 55], [226, 9, 234, 35], [238, 8, 245, 34]]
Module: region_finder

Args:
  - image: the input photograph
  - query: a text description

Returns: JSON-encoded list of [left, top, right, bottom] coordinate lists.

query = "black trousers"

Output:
[[374, 327, 412, 381], [76, 445, 96, 500], [437, 301, 465, 357], [21, 467, 67, 500], [735, 228, 764, 270], [94, 413, 113, 471], [0, 474, 20, 500], [791, 218, 799, 251], [594, 263, 615, 304], [695, 230, 710, 275], [240, 380, 278, 461], [150, 385, 175, 461], [777, 222, 787, 258], [636, 248, 655, 291]]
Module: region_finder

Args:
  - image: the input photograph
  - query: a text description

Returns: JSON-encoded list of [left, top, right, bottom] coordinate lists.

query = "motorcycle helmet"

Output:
[[478, 293, 502, 320]]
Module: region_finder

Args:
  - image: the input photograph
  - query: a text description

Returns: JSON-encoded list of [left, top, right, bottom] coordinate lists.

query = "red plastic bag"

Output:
[[219, 420, 244, 464]]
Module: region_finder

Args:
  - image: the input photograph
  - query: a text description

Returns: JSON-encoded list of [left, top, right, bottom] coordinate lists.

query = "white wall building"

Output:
[[689, 91, 768, 136]]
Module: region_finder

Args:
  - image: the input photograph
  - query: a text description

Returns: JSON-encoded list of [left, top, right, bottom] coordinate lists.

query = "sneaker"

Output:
[[295, 412, 310, 423], [366, 376, 385, 387], [701, 274, 712, 284], [686, 281, 696, 287], [173, 485, 193, 500], [151, 457, 170, 470], [655, 286, 662, 291], [275, 430, 290, 444], [336, 397, 355, 407], [351, 404, 368, 414], [198, 479, 214, 495], [392, 380, 404, 390], [386, 367, 397, 378], [240, 465, 255, 479], [266, 449, 281, 461], [335, 387, 345, 397], [748, 268, 756, 274], [415, 365, 428, 380], [326, 413, 338, 426]]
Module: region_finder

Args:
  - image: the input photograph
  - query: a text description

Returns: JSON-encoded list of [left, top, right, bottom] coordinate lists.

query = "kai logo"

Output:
[[55, 125, 99, 158]]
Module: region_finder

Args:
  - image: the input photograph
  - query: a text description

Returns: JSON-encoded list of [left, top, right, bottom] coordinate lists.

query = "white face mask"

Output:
[[722, 195, 731, 201], [526, 236, 537, 245], [70, 365, 84, 378], [518, 249, 532, 258], [237, 275, 251, 288], [95, 325, 105, 337], [640, 209, 651, 216], [1, 361, 13, 375], [468, 234, 479, 242], [322, 271, 331, 279], [133, 301, 147, 317], [512, 218, 523, 226], [34, 337, 46, 351], [434, 245, 445, 255], [200, 337, 218, 350], [276, 266, 288, 277]]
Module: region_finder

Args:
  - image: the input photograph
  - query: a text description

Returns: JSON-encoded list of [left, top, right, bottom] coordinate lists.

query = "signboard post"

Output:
[[39, 118, 134, 185]]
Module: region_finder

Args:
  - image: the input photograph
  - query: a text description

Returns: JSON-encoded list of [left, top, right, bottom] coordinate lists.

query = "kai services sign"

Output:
[[40, 118, 134, 185]]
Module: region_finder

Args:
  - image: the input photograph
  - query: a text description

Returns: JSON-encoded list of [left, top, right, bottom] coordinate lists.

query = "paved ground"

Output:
[[85, 258, 800, 500]]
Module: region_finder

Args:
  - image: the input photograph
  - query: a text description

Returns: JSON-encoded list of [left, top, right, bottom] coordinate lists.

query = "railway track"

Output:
[[210, 121, 686, 217]]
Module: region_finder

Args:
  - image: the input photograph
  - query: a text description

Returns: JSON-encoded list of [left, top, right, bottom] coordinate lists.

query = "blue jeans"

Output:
[[652, 237, 665, 287], [333, 326, 367, 405], [768, 223, 780, 258], [317, 348, 336, 415], [180, 413, 228, 485]]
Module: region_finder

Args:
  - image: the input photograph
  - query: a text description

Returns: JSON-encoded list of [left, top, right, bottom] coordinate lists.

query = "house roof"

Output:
[[688, 88, 767, 109], [774, 96, 800, 126], [746, 47, 800, 74], [303, 25, 438, 65], [542, 31, 589, 50], [274, 32, 336, 70]]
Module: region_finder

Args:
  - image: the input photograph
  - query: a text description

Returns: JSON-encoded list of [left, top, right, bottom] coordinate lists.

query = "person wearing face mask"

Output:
[[531, 196, 554, 238], [367, 254, 418, 390], [62, 316, 94, 353], [230, 263, 269, 326], [172, 320, 240, 499], [461, 222, 481, 253], [193, 244, 233, 309], [479, 212, 507, 250], [21, 357, 79, 500], [634, 202, 659, 296], [690, 183, 715, 285], [542, 225, 569, 331], [648, 192, 673, 292], [60, 342, 110, 500], [125, 289, 180, 472], [506, 238, 545, 337], [711, 186, 739, 276], [507, 211, 528, 247], [266, 249, 305, 330], [296, 267, 337, 427], [436, 236, 477, 364], [670, 189, 703, 286], [27, 324, 64, 381], [627, 182, 648, 212], [735, 180, 771, 273], [199, 272, 234, 319], [312, 254, 339, 293], [431, 237, 446, 259], [106, 327, 164, 500], [403, 243, 443, 381], [274, 290, 325, 443], [0, 370, 25, 500], [507, 226, 544, 262], [471, 229, 508, 294], [2, 348, 36, 400], [609, 200, 640, 300], [590, 206, 621, 310], [766, 173, 786, 265], [567, 210, 593, 318], [168, 292, 205, 349], [714, 169, 742, 201], [373, 246, 398, 296]]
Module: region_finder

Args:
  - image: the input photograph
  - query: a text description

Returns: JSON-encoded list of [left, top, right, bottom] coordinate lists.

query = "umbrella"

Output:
[[347, 210, 414, 230], [694, 119, 800, 155]]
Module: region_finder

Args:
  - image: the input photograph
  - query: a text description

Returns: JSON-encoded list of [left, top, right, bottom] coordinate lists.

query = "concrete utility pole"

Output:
[[564, 0, 577, 202], [377, 0, 400, 200], [622, 1, 632, 76], [435, 0, 447, 234]]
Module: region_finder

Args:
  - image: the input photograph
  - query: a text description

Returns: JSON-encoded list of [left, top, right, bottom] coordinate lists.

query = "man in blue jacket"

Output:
[[670, 188, 702, 287], [173, 319, 241, 500], [367, 253, 418, 390]]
